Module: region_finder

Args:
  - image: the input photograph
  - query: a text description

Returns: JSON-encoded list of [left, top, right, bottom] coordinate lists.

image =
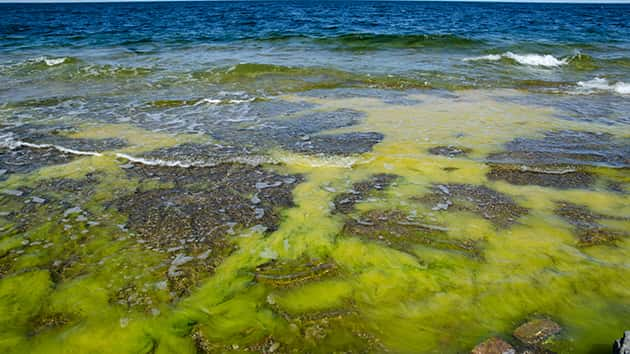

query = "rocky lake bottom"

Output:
[[0, 89, 628, 353]]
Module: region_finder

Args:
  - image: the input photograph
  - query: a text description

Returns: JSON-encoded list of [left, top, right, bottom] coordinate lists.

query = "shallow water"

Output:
[[1, 2, 629, 354]]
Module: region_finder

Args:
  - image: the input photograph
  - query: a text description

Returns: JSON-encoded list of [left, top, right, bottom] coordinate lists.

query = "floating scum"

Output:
[[0, 90, 629, 353]]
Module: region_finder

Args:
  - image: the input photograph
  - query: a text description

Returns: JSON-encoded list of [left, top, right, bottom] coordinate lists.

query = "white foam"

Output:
[[115, 153, 213, 168], [29, 56, 68, 66], [577, 77, 630, 95], [464, 54, 502, 62], [464, 52, 567, 67], [44, 57, 68, 66], [0, 133, 102, 156], [193, 97, 256, 106], [114, 153, 271, 169]]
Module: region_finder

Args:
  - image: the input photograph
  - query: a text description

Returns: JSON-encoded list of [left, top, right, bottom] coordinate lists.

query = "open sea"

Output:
[[0, 1, 629, 353]]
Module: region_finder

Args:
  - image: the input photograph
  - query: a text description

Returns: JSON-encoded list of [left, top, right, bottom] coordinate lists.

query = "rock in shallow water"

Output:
[[555, 201, 628, 247], [333, 173, 398, 214], [416, 183, 528, 228], [428, 145, 471, 157], [614, 331, 630, 354], [471, 337, 515, 354], [487, 164, 595, 190], [284, 131, 384, 155], [513, 318, 561, 345], [116, 162, 302, 296]]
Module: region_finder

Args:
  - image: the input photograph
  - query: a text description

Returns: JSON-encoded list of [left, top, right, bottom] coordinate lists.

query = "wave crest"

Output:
[[576, 77, 630, 95], [464, 52, 568, 67]]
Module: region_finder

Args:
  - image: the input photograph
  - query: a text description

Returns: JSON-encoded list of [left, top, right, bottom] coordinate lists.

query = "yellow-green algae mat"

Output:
[[0, 90, 628, 353]]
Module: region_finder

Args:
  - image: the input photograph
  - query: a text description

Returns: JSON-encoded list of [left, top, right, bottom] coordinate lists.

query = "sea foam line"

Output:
[[193, 97, 257, 106], [115, 153, 213, 168], [464, 52, 568, 67], [114, 153, 273, 168], [0, 134, 102, 156]]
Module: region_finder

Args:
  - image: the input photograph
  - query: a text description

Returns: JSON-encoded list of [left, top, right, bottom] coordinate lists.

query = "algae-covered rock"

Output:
[[485, 130, 630, 190], [487, 164, 595, 190], [254, 257, 337, 288], [555, 202, 628, 247], [116, 162, 302, 296], [332, 173, 398, 214], [428, 145, 471, 157], [29, 312, 74, 335], [486, 130, 630, 168], [341, 209, 481, 258], [471, 337, 515, 354], [212, 109, 368, 154], [0, 146, 76, 180], [0, 124, 126, 180], [513, 318, 561, 345], [416, 183, 528, 228]]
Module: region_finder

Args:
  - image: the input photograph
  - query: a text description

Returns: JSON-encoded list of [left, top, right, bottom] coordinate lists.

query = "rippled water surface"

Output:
[[0, 2, 629, 353]]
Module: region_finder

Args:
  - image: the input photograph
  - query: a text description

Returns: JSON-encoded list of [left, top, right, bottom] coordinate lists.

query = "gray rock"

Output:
[[31, 196, 46, 204], [614, 331, 630, 354], [2, 189, 23, 197]]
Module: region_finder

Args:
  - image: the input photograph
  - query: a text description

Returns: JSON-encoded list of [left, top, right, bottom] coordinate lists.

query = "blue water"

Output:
[[2, 1, 630, 48]]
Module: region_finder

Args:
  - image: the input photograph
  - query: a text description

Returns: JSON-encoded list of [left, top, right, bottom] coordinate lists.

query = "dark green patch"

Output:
[[341, 209, 481, 258], [254, 257, 337, 288], [28, 312, 74, 336]]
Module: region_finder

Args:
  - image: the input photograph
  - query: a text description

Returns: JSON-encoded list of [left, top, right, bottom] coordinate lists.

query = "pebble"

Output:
[[31, 196, 46, 204], [255, 181, 282, 190], [2, 189, 23, 197], [513, 318, 561, 345], [471, 337, 515, 354], [63, 207, 82, 217]]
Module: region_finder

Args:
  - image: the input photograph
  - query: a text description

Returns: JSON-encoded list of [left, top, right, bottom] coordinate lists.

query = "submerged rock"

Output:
[[428, 145, 471, 157], [116, 162, 301, 296], [486, 130, 629, 190], [254, 257, 337, 288], [614, 331, 630, 354], [341, 209, 480, 258], [513, 318, 561, 345], [416, 184, 528, 228], [139, 142, 266, 166], [471, 337, 515, 354], [0, 146, 77, 180], [555, 202, 628, 247], [487, 130, 630, 168], [333, 174, 398, 214], [487, 164, 595, 190], [284, 132, 384, 155], [212, 108, 378, 156], [0, 124, 127, 180]]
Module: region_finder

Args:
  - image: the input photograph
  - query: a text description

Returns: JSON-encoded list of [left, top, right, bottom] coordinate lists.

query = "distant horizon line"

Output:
[[2, 0, 630, 4]]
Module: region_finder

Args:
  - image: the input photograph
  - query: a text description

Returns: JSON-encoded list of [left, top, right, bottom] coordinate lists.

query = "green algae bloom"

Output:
[[0, 90, 628, 354]]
